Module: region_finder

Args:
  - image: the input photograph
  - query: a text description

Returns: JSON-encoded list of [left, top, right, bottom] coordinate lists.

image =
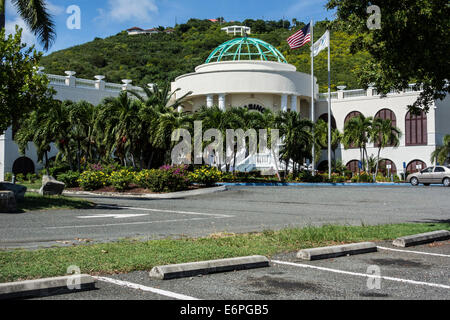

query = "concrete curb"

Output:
[[297, 242, 378, 261], [29, 185, 227, 200], [149, 255, 270, 280], [217, 182, 406, 187], [393, 230, 450, 248], [0, 275, 96, 300]]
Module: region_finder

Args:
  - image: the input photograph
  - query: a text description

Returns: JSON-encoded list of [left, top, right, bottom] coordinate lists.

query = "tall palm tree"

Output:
[[431, 135, 450, 165], [275, 111, 313, 175], [68, 101, 95, 172], [342, 114, 373, 171], [14, 99, 67, 174], [370, 118, 401, 176], [314, 119, 343, 172], [1, 0, 56, 51]]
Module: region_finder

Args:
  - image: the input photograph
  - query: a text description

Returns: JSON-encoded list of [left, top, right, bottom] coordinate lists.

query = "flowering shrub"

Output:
[[108, 169, 134, 192], [135, 166, 190, 193], [57, 171, 81, 188], [78, 171, 109, 191], [189, 166, 223, 186]]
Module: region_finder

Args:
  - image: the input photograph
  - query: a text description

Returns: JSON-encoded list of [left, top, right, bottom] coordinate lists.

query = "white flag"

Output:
[[313, 30, 330, 57]]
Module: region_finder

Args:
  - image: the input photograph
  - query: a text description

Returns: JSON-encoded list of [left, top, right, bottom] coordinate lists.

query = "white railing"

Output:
[[45, 70, 148, 95], [343, 89, 367, 99]]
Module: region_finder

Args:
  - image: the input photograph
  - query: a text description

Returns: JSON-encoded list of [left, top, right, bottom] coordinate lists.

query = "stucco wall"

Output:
[[315, 92, 441, 172]]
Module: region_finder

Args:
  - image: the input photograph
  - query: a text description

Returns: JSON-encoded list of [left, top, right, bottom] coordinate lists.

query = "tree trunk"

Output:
[[77, 141, 81, 173], [45, 151, 50, 176], [0, 0, 5, 31]]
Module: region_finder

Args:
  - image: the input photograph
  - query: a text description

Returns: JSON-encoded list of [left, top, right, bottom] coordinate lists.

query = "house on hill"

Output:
[[126, 27, 160, 35]]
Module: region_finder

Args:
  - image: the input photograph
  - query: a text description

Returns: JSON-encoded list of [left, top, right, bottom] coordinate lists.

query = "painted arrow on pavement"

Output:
[[77, 214, 149, 219]]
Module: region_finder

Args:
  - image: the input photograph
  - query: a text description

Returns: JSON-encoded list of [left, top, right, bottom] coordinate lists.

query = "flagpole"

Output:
[[310, 20, 315, 176], [328, 30, 332, 180]]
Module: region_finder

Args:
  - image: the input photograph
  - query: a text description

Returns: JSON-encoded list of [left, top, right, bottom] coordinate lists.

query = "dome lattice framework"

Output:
[[206, 37, 288, 64]]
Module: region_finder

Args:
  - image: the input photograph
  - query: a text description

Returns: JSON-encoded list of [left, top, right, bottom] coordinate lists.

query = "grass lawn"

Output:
[[0, 222, 448, 283], [17, 193, 94, 212]]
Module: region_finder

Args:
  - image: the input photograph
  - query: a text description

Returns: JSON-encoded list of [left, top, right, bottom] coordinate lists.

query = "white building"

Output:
[[221, 25, 251, 36], [171, 37, 450, 175], [0, 72, 144, 181], [1, 36, 449, 181]]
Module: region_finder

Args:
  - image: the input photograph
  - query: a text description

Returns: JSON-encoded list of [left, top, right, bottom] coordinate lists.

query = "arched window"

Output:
[[405, 111, 427, 146], [317, 160, 329, 173], [344, 111, 363, 125], [374, 109, 398, 147], [346, 160, 360, 174], [378, 159, 397, 175], [318, 114, 337, 129], [344, 111, 363, 149], [12, 157, 35, 176], [406, 160, 427, 174]]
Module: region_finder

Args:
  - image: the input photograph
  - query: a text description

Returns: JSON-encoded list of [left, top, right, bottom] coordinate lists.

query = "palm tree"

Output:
[[14, 99, 67, 174], [275, 111, 313, 175], [314, 119, 343, 172], [66, 101, 96, 172], [1, 0, 56, 51], [370, 118, 401, 176], [431, 135, 450, 165], [342, 114, 373, 171]]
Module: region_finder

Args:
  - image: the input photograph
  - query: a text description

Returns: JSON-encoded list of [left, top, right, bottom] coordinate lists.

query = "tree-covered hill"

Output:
[[41, 19, 369, 93]]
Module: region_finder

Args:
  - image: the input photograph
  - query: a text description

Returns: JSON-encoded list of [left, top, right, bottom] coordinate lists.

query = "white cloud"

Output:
[[99, 0, 159, 23], [5, 16, 37, 47], [46, 1, 65, 16]]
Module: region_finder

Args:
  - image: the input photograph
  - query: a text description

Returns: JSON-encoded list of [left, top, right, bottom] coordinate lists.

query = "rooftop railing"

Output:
[[319, 84, 422, 101]]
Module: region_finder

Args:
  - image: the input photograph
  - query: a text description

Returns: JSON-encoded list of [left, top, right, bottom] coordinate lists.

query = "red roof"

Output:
[[127, 27, 143, 31]]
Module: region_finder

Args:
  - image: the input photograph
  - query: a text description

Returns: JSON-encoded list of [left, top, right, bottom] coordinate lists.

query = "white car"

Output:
[[407, 166, 450, 187]]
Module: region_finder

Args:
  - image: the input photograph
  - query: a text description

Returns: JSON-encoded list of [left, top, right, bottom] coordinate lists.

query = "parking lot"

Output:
[[1, 186, 449, 249], [35, 240, 450, 301]]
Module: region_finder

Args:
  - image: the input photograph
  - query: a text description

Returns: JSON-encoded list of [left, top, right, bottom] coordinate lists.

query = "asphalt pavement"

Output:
[[1, 185, 449, 250]]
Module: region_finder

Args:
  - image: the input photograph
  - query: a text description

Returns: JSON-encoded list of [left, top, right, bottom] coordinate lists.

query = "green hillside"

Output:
[[41, 19, 369, 93]]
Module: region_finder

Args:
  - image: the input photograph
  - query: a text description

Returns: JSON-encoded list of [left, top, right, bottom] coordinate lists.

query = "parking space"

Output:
[[2, 186, 450, 249], [34, 240, 450, 300]]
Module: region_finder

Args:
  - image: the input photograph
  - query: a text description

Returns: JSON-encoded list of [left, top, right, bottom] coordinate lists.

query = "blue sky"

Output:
[[4, 0, 335, 54]]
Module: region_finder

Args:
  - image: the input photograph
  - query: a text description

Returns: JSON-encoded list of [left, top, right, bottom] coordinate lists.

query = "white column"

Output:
[[65, 71, 76, 87], [218, 94, 226, 111], [206, 94, 214, 108], [94, 75, 105, 90], [291, 95, 298, 112], [281, 94, 288, 112], [122, 79, 133, 91]]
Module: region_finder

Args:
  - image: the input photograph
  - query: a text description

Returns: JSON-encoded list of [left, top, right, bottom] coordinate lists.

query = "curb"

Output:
[[0, 275, 96, 300], [393, 230, 450, 248], [217, 182, 405, 187], [29, 185, 227, 200], [149, 255, 270, 280], [297, 242, 378, 261]]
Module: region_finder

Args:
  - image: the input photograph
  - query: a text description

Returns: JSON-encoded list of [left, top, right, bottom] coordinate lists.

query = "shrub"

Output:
[[109, 169, 134, 192], [189, 166, 223, 186], [297, 171, 324, 183], [78, 171, 109, 191], [4, 172, 13, 182], [135, 166, 190, 193], [15, 173, 25, 182], [57, 171, 81, 188], [358, 172, 374, 183], [26, 173, 38, 183]]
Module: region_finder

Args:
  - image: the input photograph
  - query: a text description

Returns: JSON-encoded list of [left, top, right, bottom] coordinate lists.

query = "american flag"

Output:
[[287, 23, 311, 50]]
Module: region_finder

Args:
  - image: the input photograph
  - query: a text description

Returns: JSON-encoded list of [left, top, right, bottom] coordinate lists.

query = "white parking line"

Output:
[[98, 205, 234, 218], [377, 246, 450, 258], [272, 260, 450, 290], [94, 276, 200, 300], [46, 217, 213, 229]]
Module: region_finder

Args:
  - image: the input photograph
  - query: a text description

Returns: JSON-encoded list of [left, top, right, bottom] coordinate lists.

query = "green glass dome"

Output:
[[206, 37, 287, 64]]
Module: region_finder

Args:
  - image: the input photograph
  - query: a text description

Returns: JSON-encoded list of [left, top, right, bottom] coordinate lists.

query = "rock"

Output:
[[0, 191, 18, 213], [0, 182, 27, 201], [39, 176, 65, 196]]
